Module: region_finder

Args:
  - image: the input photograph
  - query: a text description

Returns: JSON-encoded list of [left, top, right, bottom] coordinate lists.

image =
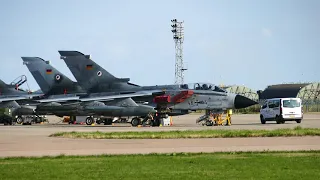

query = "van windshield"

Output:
[[282, 99, 300, 108]]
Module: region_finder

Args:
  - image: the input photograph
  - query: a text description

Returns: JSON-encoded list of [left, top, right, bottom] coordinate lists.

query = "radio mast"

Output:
[[171, 19, 186, 84]]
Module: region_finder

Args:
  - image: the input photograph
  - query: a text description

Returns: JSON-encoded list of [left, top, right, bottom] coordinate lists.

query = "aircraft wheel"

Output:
[[33, 117, 41, 123], [131, 117, 140, 127], [151, 119, 161, 127], [104, 119, 113, 125], [16, 116, 24, 124], [86, 117, 94, 125], [150, 119, 159, 127], [205, 120, 213, 126]]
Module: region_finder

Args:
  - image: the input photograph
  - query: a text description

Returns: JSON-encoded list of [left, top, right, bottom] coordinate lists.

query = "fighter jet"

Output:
[[58, 50, 257, 126], [21, 57, 156, 124], [0, 76, 48, 124], [0, 76, 43, 108]]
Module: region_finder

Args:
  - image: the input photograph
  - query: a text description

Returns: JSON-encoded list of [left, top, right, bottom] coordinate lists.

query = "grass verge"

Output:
[[1, 151, 319, 180], [49, 126, 320, 139]]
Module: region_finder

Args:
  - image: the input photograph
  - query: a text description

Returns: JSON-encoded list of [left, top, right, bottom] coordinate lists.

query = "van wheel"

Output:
[[276, 116, 282, 124], [260, 115, 266, 124], [296, 119, 302, 123]]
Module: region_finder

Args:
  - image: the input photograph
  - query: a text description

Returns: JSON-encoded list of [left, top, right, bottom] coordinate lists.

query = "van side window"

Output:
[[268, 101, 275, 108], [274, 100, 280, 107], [262, 104, 267, 109]]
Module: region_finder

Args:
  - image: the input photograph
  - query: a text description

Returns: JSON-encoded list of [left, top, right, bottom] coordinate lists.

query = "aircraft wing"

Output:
[[0, 94, 42, 103], [30, 90, 162, 103], [0, 97, 29, 102], [36, 96, 80, 103], [79, 90, 162, 102]]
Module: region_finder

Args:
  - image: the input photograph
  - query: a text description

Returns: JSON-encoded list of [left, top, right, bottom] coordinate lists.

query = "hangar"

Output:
[[257, 83, 309, 100], [297, 83, 320, 101], [224, 85, 259, 101], [258, 83, 320, 112]]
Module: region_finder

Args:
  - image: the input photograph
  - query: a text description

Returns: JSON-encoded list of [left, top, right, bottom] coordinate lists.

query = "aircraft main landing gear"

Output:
[[85, 116, 94, 125], [130, 113, 158, 127], [16, 116, 24, 124], [131, 117, 141, 127]]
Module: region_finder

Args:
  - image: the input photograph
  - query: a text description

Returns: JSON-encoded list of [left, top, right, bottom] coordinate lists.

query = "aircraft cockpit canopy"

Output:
[[180, 83, 227, 92]]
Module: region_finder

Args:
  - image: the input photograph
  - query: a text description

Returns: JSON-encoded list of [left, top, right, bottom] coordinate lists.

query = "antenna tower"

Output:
[[171, 19, 186, 84]]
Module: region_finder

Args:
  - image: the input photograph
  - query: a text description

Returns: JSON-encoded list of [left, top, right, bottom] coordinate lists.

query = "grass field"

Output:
[[1, 151, 319, 180], [50, 126, 320, 139]]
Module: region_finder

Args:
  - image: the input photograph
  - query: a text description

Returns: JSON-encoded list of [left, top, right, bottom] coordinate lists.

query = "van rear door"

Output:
[[281, 98, 302, 119]]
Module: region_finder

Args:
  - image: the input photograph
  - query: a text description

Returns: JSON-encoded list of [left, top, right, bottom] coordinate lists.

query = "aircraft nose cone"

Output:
[[234, 95, 258, 109]]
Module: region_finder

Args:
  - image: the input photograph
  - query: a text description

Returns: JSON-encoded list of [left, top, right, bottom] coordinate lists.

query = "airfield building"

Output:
[[224, 85, 259, 102]]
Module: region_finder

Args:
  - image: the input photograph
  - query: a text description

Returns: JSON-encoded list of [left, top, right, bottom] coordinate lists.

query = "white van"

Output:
[[260, 98, 303, 124]]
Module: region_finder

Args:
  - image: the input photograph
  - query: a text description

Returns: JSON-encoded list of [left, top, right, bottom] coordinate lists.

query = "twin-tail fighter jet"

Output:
[[1, 50, 257, 126]]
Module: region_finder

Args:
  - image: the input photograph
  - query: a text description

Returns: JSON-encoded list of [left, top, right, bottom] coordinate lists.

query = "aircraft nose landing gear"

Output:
[[196, 109, 232, 126]]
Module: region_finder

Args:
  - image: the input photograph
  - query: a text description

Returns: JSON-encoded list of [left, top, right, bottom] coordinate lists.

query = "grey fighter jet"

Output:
[[21, 57, 156, 124], [0, 76, 43, 108], [0, 77, 47, 124], [59, 51, 257, 126]]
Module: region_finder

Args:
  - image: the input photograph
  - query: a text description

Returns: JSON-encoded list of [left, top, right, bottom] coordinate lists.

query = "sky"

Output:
[[0, 0, 319, 92]]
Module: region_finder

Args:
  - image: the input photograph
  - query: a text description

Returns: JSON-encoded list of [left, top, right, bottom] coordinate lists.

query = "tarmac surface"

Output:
[[1, 113, 320, 157]]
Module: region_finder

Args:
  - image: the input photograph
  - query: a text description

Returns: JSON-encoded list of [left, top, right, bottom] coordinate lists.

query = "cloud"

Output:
[[261, 28, 272, 37]]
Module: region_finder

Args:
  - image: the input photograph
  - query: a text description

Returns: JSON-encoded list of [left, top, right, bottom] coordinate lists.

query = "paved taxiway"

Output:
[[0, 113, 320, 157]]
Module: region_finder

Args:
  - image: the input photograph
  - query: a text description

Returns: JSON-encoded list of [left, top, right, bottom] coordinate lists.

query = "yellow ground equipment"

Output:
[[196, 109, 232, 126]]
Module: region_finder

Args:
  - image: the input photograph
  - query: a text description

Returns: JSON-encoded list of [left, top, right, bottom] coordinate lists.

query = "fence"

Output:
[[302, 100, 320, 113]]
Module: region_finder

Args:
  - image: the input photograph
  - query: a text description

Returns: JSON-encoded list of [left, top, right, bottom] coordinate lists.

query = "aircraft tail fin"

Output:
[[59, 51, 129, 92], [21, 57, 83, 95], [0, 79, 8, 89]]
